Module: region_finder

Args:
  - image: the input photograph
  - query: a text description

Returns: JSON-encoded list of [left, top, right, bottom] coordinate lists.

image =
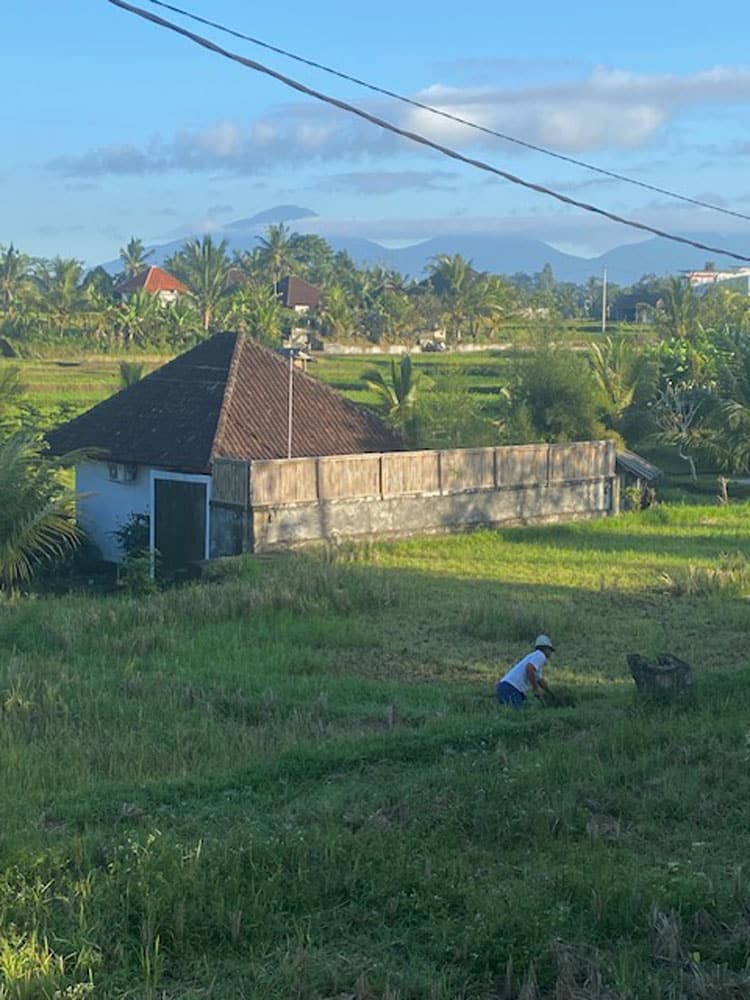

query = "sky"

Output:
[[4, 0, 750, 267]]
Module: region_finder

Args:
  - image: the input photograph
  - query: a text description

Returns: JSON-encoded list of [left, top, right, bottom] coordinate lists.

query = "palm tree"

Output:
[[662, 276, 695, 339], [0, 367, 23, 434], [225, 286, 283, 346], [169, 236, 231, 332], [256, 224, 297, 296], [34, 257, 88, 335], [362, 355, 424, 443], [0, 433, 82, 589], [589, 337, 640, 421], [0, 244, 32, 315], [316, 286, 356, 339], [119, 237, 153, 280], [426, 254, 478, 341]]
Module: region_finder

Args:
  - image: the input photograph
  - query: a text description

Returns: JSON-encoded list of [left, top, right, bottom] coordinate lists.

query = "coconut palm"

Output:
[[362, 354, 424, 443], [34, 257, 88, 334], [256, 223, 298, 296], [168, 236, 231, 332], [119, 237, 154, 280], [426, 253, 479, 341], [0, 433, 82, 589], [0, 244, 33, 315], [317, 286, 357, 339], [662, 276, 696, 339]]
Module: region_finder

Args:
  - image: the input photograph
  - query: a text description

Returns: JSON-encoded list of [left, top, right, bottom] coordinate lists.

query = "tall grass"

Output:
[[2, 507, 750, 996]]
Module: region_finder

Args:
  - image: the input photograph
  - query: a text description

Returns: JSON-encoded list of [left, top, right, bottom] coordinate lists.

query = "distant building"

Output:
[[277, 275, 321, 313], [686, 268, 750, 296], [611, 291, 662, 323], [114, 266, 189, 304]]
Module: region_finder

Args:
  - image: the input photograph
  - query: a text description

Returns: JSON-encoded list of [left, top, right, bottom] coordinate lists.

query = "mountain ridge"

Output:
[[105, 205, 750, 285]]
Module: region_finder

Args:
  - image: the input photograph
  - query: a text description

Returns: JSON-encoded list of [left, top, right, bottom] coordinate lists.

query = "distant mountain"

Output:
[[223, 205, 317, 230], [102, 205, 750, 285], [593, 232, 750, 285]]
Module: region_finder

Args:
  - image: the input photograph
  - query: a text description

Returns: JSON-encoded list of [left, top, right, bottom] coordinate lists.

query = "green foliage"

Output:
[[117, 360, 144, 388], [167, 235, 231, 332], [506, 346, 609, 443], [0, 434, 82, 590]]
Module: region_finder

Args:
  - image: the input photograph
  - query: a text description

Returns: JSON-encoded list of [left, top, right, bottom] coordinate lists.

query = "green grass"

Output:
[[2, 507, 750, 996]]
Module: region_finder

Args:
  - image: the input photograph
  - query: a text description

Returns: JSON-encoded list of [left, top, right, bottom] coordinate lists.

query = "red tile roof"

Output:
[[47, 333, 402, 473], [114, 266, 189, 295]]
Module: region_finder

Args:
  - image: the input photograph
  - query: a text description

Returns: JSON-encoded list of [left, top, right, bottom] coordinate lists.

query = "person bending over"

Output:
[[495, 634, 555, 709]]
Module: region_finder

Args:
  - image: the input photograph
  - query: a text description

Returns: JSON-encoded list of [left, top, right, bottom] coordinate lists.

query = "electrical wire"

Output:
[[107, 0, 750, 264], [142, 0, 750, 225]]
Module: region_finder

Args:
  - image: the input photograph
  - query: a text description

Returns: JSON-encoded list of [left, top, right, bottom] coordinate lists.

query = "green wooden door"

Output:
[[154, 479, 207, 576]]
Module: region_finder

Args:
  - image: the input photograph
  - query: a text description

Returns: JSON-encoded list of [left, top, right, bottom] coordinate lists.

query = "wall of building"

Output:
[[77, 461, 212, 563], [76, 461, 151, 562]]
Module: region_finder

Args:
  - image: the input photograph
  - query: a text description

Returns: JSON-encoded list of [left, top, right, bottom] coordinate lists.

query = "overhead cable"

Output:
[[142, 0, 750, 225], [107, 0, 750, 264]]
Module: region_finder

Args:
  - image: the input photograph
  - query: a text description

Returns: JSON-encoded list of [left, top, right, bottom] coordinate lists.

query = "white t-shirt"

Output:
[[501, 649, 547, 694]]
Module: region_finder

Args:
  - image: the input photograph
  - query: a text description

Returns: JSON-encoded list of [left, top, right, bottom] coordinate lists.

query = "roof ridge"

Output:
[[210, 331, 244, 460]]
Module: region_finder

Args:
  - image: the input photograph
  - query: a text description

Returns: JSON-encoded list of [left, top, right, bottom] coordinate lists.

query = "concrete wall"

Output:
[[210, 441, 618, 553], [251, 478, 612, 551]]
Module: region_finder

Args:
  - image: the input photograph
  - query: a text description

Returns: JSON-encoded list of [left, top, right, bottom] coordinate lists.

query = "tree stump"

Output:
[[627, 653, 694, 696]]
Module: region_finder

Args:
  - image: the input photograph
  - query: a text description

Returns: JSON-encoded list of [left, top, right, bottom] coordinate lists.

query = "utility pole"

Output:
[[286, 348, 294, 459], [601, 266, 608, 334]]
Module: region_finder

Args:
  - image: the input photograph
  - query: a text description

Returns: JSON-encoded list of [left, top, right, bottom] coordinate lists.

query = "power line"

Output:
[[142, 0, 750, 226], [107, 0, 750, 265]]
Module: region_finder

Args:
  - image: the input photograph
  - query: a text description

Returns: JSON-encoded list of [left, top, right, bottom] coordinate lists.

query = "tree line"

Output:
[[4, 225, 749, 352]]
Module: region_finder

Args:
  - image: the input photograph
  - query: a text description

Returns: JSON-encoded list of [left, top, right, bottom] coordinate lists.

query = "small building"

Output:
[[616, 450, 662, 508], [114, 266, 189, 304], [610, 291, 662, 324], [686, 268, 750, 295], [277, 275, 321, 313], [46, 332, 401, 573]]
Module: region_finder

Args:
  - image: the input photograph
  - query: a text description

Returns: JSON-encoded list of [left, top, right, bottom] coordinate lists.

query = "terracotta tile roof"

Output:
[[47, 333, 401, 473], [114, 266, 189, 295], [277, 275, 321, 308]]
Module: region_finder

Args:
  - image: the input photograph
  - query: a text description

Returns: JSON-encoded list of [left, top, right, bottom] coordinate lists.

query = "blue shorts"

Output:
[[496, 680, 526, 709]]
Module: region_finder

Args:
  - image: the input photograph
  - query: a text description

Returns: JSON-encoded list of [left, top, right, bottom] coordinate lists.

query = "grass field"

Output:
[[0, 350, 520, 430], [2, 505, 750, 997]]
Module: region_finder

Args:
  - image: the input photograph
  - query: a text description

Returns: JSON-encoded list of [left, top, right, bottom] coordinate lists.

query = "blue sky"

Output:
[[4, 0, 750, 265]]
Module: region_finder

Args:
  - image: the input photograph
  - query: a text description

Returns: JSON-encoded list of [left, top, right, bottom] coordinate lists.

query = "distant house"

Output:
[[114, 266, 189, 305], [686, 268, 750, 296], [46, 332, 401, 572], [277, 275, 321, 313], [611, 291, 662, 323]]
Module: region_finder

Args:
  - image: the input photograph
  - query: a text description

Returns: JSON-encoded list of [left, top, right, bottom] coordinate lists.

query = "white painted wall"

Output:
[[75, 461, 213, 563], [76, 460, 152, 562]]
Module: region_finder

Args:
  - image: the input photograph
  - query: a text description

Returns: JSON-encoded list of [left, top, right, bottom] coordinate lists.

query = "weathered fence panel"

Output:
[[548, 441, 614, 482], [496, 444, 549, 487], [251, 457, 318, 505], [381, 450, 440, 496], [440, 447, 495, 493], [212, 458, 249, 506], [318, 453, 381, 499]]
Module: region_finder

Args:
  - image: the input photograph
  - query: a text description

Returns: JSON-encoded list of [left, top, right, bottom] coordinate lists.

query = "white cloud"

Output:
[[46, 65, 750, 178]]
